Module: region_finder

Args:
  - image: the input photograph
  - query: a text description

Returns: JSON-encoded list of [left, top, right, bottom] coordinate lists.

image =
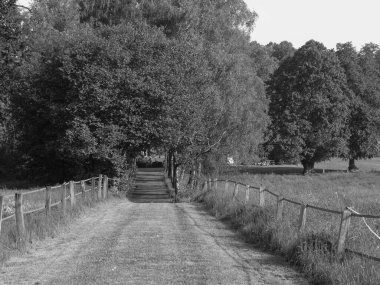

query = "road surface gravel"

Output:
[[0, 170, 308, 285]]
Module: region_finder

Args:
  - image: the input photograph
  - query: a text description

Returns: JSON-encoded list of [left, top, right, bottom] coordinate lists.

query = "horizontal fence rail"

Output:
[[200, 177, 380, 262]]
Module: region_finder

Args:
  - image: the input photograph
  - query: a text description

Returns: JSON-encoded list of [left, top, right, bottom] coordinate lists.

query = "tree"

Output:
[[359, 43, 380, 108], [0, 0, 24, 177], [249, 41, 278, 82], [336, 42, 380, 171], [12, 0, 269, 188], [267, 40, 351, 174], [14, 1, 186, 181], [266, 41, 296, 63]]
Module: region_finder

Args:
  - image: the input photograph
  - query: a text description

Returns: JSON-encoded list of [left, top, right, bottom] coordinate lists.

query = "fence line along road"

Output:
[[0, 175, 118, 241], [200, 177, 380, 262]]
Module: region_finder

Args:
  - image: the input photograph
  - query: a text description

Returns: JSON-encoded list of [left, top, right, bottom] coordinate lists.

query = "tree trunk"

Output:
[[195, 161, 202, 191], [132, 157, 137, 172], [167, 150, 173, 179], [173, 153, 178, 202], [348, 158, 359, 172], [164, 152, 168, 174], [302, 160, 315, 175], [171, 152, 175, 187], [188, 162, 197, 190], [180, 167, 185, 183], [187, 168, 194, 186]]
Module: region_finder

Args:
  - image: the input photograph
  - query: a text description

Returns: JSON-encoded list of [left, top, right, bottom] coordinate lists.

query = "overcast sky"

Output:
[[18, 0, 379, 50], [246, 0, 380, 50]]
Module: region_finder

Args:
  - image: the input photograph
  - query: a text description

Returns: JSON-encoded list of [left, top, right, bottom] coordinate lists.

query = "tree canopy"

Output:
[[6, 0, 269, 182], [1, 0, 380, 184], [267, 40, 351, 173], [336, 42, 380, 170]]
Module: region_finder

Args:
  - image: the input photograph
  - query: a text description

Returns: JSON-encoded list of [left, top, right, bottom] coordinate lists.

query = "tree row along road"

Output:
[[0, 170, 308, 285]]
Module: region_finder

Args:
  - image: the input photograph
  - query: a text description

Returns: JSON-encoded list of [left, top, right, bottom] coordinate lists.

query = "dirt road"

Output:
[[0, 170, 308, 285]]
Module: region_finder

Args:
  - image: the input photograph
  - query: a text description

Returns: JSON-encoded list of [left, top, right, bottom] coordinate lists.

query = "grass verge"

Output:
[[197, 187, 380, 284], [184, 159, 380, 284]]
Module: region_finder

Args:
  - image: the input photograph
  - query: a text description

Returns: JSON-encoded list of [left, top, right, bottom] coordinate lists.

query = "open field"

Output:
[[196, 158, 380, 284], [223, 158, 380, 213]]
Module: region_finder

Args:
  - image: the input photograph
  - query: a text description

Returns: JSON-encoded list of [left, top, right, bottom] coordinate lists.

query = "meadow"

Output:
[[196, 158, 380, 284]]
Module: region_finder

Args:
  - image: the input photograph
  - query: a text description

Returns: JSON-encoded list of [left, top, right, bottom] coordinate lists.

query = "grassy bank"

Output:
[[191, 158, 380, 284]]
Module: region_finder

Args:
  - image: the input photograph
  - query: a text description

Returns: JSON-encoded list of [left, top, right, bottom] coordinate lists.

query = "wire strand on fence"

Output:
[[24, 206, 46, 215], [307, 204, 342, 215], [349, 212, 380, 219], [347, 207, 380, 242], [51, 201, 61, 208], [346, 248, 380, 262], [250, 186, 260, 190], [1, 214, 15, 221], [282, 198, 303, 206], [264, 189, 279, 198], [50, 185, 61, 190], [23, 188, 45, 196]]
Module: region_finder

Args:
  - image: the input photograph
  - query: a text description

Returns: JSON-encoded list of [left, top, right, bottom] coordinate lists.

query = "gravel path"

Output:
[[0, 170, 308, 285]]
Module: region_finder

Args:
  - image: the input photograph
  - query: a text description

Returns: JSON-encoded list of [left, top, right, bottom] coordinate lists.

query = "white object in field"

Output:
[[227, 157, 235, 165]]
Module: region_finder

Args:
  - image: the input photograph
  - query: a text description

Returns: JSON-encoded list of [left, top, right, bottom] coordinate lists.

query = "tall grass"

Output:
[[188, 158, 380, 284]]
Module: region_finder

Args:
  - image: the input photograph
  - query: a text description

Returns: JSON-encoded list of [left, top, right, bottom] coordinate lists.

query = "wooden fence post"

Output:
[[259, 186, 265, 207], [115, 178, 120, 192], [61, 184, 66, 216], [91, 177, 96, 200], [45, 186, 51, 215], [106, 176, 109, 197], [245, 185, 250, 204], [15, 193, 25, 245], [98, 175, 103, 200], [81, 180, 86, 200], [298, 204, 307, 232], [224, 180, 229, 192], [0, 196, 3, 234], [69, 181, 75, 207], [213, 178, 217, 191], [103, 175, 108, 199], [337, 210, 351, 255], [232, 183, 238, 201], [276, 195, 284, 221], [202, 180, 207, 191]]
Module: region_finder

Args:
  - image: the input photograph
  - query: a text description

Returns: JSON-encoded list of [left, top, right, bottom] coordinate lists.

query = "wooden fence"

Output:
[[202, 178, 380, 262], [0, 175, 119, 243]]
